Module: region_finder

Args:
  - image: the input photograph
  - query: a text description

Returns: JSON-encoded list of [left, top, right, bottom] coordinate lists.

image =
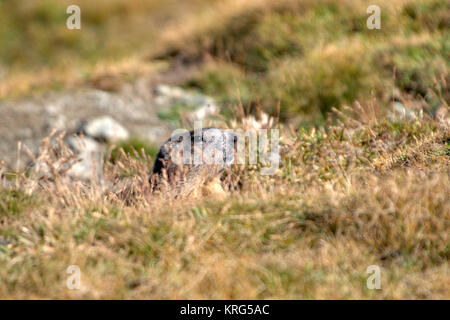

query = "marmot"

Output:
[[150, 128, 238, 197]]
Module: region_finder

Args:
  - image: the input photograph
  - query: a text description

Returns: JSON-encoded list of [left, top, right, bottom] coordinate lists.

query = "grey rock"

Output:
[[44, 114, 67, 131], [388, 102, 419, 121], [66, 135, 104, 181], [81, 116, 129, 143], [153, 84, 219, 120], [188, 103, 218, 121]]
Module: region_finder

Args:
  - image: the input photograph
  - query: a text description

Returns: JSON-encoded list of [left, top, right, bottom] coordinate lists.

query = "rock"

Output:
[[188, 103, 218, 121], [388, 101, 419, 121], [144, 126, 168, 142], [29, 135, 104, 182], [154, 85, 188, 101], [66, 135, 104, 181], [45, 114, 66, 131], [0, 83, 173, 169], [153, 84, 219, 120], [44, 103, 67, 131], [81, 116, 129, 143]]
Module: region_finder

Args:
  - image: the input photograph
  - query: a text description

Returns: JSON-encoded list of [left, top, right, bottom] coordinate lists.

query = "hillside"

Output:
[[0, 0, 448, 299]]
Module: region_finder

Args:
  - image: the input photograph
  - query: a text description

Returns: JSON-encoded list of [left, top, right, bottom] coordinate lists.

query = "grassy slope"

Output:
[[1, 106, 449, 299], [0, 0, 449, 298], [176, 0, 449, 121]]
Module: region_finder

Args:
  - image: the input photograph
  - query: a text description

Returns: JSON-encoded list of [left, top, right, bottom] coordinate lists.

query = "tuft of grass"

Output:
[[0, 189, 38, 218], [109, 137, 159, 163], [157, 102, 199, 123]]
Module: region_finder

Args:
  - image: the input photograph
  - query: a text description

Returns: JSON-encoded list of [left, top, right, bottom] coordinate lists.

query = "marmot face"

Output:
[[151, 128, 238, 187]]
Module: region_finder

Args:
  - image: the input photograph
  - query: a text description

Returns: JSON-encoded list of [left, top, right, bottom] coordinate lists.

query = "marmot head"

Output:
[[151, 128, 238, 186]]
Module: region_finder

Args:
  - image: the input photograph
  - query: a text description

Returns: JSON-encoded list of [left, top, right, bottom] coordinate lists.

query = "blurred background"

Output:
[[0, 0, 448, 167]]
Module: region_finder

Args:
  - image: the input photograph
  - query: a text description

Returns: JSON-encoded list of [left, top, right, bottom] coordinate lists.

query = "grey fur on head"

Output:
[[151, 128, 238, 184]]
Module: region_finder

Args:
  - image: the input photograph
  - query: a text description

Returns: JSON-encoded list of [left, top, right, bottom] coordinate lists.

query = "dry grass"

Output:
[[0, 97, 448, 299], [0, 0, 448, 300]]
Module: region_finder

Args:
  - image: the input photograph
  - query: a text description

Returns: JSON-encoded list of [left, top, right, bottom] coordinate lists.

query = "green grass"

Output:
[[0, 0, 212, 99], [175, 0, 449, 120], [0, 0, 165, 69], [108, 137, 159, 177], [157, 101, 199, 123], [0, 189, 38, 218], [2, 0, 448, 111], [109, 137, 159, 163]]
